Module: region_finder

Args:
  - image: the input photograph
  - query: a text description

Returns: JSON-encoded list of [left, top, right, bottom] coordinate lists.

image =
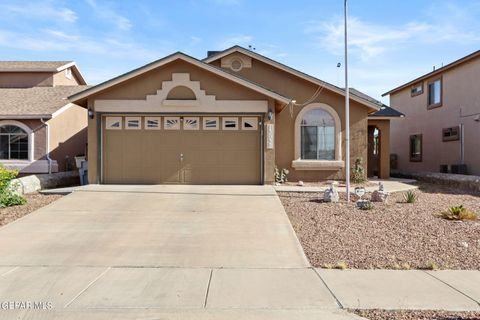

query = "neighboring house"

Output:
[[69, 46, 403, 185], [383, 50, 480, 176], [0, 61, 89, 174]]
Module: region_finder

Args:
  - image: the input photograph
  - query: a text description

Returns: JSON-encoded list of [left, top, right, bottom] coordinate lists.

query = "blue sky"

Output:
[[1, 0, 479, 102]]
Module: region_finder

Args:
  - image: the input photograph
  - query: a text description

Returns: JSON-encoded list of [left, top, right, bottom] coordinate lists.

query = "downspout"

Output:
[[40, 118, 52, 174]]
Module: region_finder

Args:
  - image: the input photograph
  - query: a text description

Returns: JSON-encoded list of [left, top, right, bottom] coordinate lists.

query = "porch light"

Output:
[[88, 109, 95, 119], [267, 109, 273, 121]]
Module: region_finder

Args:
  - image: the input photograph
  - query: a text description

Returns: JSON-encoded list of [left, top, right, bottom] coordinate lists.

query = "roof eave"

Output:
[[0, 114, 53, 120], [69, 52, 290, 105]]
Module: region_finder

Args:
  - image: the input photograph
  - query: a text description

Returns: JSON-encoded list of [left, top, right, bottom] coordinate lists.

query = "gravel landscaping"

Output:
[[279, 183, 480, 269], [352, 309, 480, 320], [0, 193, 62, 227]]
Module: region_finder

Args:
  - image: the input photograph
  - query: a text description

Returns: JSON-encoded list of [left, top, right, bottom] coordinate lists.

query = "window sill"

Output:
[[291, 159, 345, 171], [427, 103, 442, 110]]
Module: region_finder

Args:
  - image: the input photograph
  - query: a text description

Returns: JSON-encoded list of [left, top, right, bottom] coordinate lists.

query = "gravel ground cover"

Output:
[[352, 309, 480, 320], [279, 183, 480, 269], [0, 193, 62, 227]]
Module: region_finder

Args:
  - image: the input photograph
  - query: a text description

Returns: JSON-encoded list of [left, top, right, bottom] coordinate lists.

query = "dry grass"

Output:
[[351, 309, 480, 320]]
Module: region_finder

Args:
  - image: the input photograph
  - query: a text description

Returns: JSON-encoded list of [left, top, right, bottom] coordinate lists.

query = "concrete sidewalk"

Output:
[[0, 267, 479, 319]]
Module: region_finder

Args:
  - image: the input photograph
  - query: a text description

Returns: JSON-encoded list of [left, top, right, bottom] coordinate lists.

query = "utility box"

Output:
[[451, 164, 468, 175]]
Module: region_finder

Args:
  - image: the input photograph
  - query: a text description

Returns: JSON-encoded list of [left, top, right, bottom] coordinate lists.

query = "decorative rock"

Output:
[[371, 182, 389, 203], [297, 180, 304, 186], [323, 182, 339, 203], [459, 241, 469, 248]]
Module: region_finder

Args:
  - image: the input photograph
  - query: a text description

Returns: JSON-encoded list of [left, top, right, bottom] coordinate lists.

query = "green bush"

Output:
[[0, 165, 26, 208], [274, 167, 289, 184]]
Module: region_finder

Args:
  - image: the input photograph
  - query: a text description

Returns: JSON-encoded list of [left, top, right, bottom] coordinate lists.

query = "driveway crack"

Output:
[[64, 267, 111, 308], [203, 269, 214, 308]]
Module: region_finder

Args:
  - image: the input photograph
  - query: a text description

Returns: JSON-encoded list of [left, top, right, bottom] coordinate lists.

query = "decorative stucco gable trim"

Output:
[[69, 52, 290, 106]]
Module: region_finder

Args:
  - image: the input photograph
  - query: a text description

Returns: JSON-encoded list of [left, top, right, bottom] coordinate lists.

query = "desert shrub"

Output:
[[440, 205, 477, 221], [274, 167, 289, 184], [0, 165, 26, 208], [358, 200, 374, 210], [351, 158, 366, 183], [403, 190, 417, 203]]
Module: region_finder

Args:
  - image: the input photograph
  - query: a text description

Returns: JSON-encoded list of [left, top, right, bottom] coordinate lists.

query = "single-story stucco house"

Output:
[[69, 46, 403, 185], [0, 61, 88, 174]]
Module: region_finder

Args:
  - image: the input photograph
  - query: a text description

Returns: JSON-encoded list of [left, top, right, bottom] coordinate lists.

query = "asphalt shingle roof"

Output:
[[0, 86, 90, 118], [0, 61, 72, 72]]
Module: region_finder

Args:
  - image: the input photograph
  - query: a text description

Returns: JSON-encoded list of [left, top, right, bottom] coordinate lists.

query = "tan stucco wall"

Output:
[[48, 105, 88, 171], [52, 69, 82, 86], [390, 57, 480, 175], [18, 119, 47, 160], [212, 54, 370, 181], [368, 119, 391, 179], [0, 72, 53, 88]]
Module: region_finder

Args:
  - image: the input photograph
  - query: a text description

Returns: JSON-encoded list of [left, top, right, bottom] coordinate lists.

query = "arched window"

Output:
[[0, 125, 29, 160], [300, 109, 336, 160]]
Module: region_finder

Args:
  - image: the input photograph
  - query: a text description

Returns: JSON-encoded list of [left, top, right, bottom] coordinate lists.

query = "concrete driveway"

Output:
[[0, 185, 364, 319], [0, 185, 308, 268]]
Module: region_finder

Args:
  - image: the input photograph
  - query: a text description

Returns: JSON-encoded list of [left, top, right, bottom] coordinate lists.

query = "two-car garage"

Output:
[[102, 114, 262, 184]]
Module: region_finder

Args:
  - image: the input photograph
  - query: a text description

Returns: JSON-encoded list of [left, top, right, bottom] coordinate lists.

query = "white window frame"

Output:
[[144, 117, 161, 130], [222, 117, 238, 130], [164, 117, 180, 130], [125, 117, 141, 130], [203, 117, 219, 130], [241, 117, 258, 130], [292, 103, 344, 171], [105, 117, 122, 130], [183, 117, 200, 130], [0, 120, 34, 163]]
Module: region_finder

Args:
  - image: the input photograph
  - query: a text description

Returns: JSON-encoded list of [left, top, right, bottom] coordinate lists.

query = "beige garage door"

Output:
[[102, 115, 262, 184]]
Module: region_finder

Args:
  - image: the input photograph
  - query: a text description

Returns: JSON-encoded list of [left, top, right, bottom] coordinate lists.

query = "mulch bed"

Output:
[[279, 183, 480, 270], [352, 309, 480, 320], [0, 193, 63, 227]]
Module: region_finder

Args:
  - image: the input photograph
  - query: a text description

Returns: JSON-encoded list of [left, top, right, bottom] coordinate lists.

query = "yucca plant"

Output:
[[440, 205, 477, 221], [403, 190, 417, 204]]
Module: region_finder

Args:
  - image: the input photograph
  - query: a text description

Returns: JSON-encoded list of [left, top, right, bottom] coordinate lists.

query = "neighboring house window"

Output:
[[443, 126, 460, 141], [0, 125, 29, 160], [409, 134, 422, 162], [428, 78, 442, 108], [300, 109, 336, 160], [411, 83, 423, 97]]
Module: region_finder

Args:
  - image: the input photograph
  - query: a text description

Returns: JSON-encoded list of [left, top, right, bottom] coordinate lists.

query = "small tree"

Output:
[[351, 158, 366, 183]]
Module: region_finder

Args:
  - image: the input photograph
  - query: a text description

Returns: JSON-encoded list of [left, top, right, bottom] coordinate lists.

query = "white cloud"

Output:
[[306, 12, 480, 62], [0, 2, 77, 23], [85, 0, 132, 31]]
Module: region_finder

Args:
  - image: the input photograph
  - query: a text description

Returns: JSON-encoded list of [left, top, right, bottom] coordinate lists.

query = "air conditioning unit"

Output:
[[451, 164, 468, 175]]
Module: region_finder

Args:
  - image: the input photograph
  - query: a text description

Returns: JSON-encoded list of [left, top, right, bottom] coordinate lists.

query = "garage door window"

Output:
[[125, 117, 141, 130], [164, 117, 180, 130], [145, 117, 160, 130], [106, 117, 122, 130], [184, 117, 199, 130], [223, 117, 238, 130], [242, 117, 258, 130], [203, 117, 219, 130]]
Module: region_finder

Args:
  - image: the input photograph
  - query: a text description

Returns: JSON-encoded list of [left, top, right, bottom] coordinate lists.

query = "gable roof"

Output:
[[349, 88, 404, 118], [69, 52, 291, 106], [382, 50, 480, 96], [0, 85, 90, 119], [0, 61, 87, 85], [203, 45, 381, 111]]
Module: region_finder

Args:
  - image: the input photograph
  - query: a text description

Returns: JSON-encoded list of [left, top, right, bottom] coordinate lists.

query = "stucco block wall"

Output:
[[21, 119, 47, 160], [48, 105, 88, 171], [390, 58, 480, 175], [0, 72, 53, 88]]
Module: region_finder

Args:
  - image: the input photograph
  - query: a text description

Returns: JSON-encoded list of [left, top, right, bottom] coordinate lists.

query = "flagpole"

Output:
[[344, 0, 351, 202]]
